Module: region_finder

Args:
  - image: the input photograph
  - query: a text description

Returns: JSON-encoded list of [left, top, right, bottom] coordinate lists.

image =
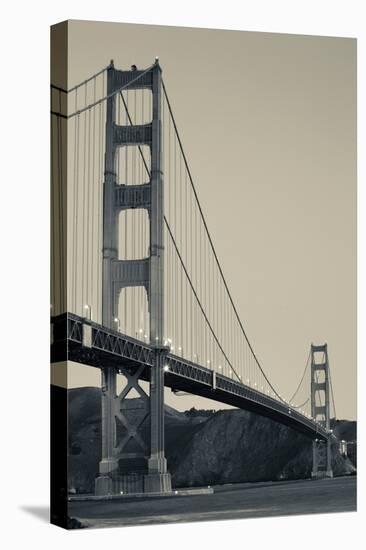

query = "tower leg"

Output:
[[144, 349, 172, 493], [95, 367, 118, 495], [326, 438, 333, 478], [312, 439, 333, 479], [312, 440, 318, 478]]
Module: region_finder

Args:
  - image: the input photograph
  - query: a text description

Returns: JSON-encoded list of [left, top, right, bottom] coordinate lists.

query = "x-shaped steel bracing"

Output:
[[113, 365, 150, 459]]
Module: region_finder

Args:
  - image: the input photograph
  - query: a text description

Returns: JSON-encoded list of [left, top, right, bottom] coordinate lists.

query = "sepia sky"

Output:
[[63, 20, 356, 419]]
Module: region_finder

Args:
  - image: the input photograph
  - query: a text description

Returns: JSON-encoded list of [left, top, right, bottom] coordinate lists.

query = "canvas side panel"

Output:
[[50, 20, 68, 530]]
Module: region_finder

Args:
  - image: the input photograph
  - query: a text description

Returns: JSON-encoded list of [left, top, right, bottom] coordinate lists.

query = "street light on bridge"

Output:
[[84, 304, 92, 321]]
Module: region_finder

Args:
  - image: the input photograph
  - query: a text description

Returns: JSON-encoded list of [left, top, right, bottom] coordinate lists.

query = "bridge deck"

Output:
[[51, 313, 330, 441]]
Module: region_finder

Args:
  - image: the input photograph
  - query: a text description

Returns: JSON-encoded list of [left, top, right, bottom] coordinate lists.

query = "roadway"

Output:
[[68, 476, 356, 528]]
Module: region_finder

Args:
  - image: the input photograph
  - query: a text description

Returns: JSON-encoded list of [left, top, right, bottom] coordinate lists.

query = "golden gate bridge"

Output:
[[51, 59, 338, 497]]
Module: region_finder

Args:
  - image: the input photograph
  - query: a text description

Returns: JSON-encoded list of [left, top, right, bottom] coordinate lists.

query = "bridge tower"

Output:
[[95, 60, 172, 495], [310, 343, 333, 478]]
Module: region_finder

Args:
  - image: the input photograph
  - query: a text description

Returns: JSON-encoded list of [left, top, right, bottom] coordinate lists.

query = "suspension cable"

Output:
[[328, 359, 337, 419], [51, 64, 109, 94], [52, 64, 155, 120], [291, 397, 310, 410], [288, 349, 311, 404], [165, 220, 241, 381], [162, 78, 284, 401], [113, 70, 313, 405], [118, 87, 242, 381]]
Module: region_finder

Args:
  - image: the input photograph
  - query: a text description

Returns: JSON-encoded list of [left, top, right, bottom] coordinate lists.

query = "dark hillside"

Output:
[[67, 388, 356, 493]]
